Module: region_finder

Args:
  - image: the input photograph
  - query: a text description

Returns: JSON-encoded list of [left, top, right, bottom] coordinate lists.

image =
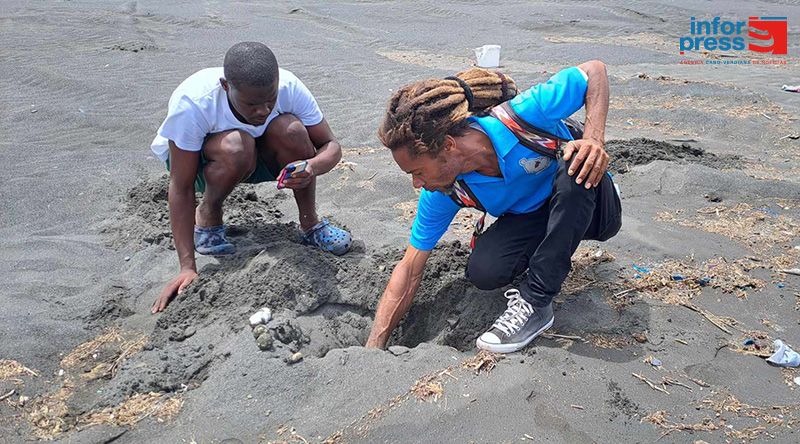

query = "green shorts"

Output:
[[165, 150, 278, 193]]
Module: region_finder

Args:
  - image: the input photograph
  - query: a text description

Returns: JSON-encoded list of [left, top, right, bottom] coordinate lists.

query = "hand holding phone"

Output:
[[277, 160, 309, 189]]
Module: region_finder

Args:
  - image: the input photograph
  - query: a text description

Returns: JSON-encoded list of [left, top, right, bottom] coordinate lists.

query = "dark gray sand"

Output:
[[2, 1, 799, 443]]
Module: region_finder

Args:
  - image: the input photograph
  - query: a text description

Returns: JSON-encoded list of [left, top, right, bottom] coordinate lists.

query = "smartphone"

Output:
[[277, 160, 308, 189]]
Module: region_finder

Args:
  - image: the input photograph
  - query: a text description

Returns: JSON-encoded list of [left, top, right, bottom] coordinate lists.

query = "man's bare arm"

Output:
[[564, 60, 611, 189], [366, 245, 431, 349], [152, 142, 199, 313]]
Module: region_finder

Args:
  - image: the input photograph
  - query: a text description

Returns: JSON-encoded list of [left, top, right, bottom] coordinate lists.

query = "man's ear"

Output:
[[219, 78, 229, 92], [443, 135, 457, 152]]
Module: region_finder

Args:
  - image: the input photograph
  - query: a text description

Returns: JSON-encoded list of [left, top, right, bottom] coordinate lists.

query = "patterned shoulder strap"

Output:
[[446, 179, 486, 211], [490, 102, 563, 159]]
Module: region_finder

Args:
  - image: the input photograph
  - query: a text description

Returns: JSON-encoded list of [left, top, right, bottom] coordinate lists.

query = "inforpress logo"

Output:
[[679, 16, 788, 55]]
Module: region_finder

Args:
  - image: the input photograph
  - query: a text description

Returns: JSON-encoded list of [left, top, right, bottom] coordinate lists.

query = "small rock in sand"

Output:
[[252, 324, 269, 339], [286, 352, 303, 364], [388, 345, 410, 356], [256, 333, 274, 351]]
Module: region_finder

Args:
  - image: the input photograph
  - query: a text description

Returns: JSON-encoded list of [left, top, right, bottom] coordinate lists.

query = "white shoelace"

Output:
[[492, 289, 535, 337]]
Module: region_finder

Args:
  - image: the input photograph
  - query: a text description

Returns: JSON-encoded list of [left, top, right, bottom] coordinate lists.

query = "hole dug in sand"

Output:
[[605, 138, 740, 174], [393, 246, 650, 359]]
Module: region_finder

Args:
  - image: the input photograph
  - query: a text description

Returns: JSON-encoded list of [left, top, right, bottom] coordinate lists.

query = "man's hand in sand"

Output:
[[280, 161, 316, 190], [152, 269, 198, 313], [563, 138, 609, 189]]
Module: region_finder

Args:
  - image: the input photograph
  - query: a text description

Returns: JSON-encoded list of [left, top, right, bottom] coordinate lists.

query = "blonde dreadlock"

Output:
[[378, 68, 518, 157]]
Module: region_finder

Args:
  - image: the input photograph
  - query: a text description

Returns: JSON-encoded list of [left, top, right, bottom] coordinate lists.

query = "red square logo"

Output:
[[748, 16, 788, 55]]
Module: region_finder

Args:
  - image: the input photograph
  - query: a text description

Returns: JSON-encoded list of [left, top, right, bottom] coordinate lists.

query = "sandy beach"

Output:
[[1, 1, 799, 442]]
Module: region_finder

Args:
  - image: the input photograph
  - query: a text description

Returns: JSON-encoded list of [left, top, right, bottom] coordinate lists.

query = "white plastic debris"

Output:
[[248, 307, 272, 327]]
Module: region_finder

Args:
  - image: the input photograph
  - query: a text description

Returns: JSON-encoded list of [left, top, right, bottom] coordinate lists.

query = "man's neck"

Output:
[[457, 129, 502, 178], [226, 94, 250, 125]]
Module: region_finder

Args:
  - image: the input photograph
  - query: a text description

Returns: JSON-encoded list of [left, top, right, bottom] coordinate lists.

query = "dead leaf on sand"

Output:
[[461, 350, 503, 375]]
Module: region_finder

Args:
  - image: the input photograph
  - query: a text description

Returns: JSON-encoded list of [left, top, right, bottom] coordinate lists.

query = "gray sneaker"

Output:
[[476, 289, 554, 353]]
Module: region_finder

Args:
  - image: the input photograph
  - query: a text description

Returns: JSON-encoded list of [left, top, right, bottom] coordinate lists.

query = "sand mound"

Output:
[[605, 138, 740, 174], [91, 179, 516, 403], [42, 177, 649, 440]]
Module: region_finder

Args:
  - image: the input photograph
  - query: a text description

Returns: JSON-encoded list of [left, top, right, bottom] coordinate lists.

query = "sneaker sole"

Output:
[[475, 316, 554, 354]]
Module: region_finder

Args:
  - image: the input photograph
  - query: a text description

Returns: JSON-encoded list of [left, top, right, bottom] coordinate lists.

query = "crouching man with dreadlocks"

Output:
[[150, 42, 352, 313], [366, 61, 621, 353]]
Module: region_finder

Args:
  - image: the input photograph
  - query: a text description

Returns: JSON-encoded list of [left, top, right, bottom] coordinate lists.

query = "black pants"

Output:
[[465, 157, 622, 307]]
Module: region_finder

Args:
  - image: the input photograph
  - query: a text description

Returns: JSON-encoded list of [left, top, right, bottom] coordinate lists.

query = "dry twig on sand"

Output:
[[632, 373, 670, 395], [0, 389, 15, 402], [662, 376, 693, 391], [0, 360, 39, 380], [679, 302, 736, 334], [541, 332, 585, 342], [78, 393, 183, 427], [642, 410, 718, 437]]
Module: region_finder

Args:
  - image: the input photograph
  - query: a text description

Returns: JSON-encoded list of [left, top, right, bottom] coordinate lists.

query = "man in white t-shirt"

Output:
[[151, 42, 352, 313]]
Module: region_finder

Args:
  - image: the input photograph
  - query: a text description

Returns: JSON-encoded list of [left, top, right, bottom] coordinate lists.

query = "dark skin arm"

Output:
[[152, 142, 199, 313], [563, 60, 611, 189], [366, 246, 431, 349], [279, 118, 342, 189]]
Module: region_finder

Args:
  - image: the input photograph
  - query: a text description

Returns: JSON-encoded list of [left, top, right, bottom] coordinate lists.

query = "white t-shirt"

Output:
[[150, 67, 323, 162]]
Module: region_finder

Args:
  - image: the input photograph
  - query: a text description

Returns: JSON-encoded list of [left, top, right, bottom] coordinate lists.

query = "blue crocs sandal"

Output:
[[194, 225, 236, 256], [302, 219, 352, 256]]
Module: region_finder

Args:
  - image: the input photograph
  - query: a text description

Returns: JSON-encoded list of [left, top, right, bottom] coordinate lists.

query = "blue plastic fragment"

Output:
[[743, 338, 756, 346], [696, 277, 711, 286], [632, 265, 651, 274], [777, 282, 785, 289], [671, 274, 685, 281], [759, 207, 779, 217], [651, 358, 662, 366]]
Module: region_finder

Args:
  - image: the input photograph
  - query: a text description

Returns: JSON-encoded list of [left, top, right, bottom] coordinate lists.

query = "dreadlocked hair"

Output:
[[378, 68, 518, 157]]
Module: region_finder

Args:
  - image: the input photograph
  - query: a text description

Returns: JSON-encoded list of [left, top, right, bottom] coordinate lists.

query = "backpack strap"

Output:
[[445, 179, 487, 250], [490, 102, 578, 159], [446, 179, 486, 211]]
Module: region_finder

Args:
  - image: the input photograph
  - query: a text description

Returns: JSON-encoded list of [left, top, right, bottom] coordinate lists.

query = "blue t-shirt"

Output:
[[409, 66, 589, 251]]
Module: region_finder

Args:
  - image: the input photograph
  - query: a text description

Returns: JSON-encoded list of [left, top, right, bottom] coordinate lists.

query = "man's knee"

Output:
[[558, 158, 593, 196], [216, 130, 257, 176], [465, 256, 514, 290], [268, 114, 315, 158]]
